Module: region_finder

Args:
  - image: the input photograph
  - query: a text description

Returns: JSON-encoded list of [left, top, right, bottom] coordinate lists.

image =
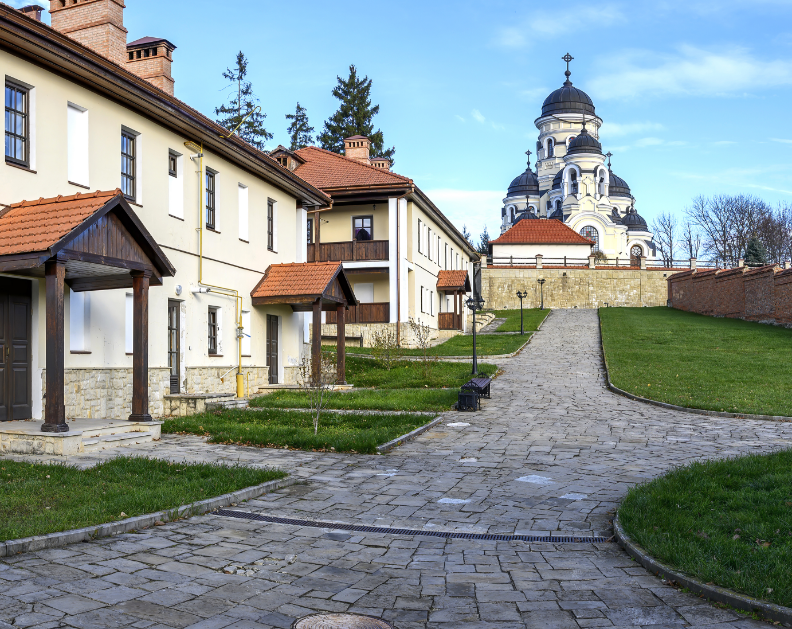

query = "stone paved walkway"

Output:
[[2, 309, 791, 629]]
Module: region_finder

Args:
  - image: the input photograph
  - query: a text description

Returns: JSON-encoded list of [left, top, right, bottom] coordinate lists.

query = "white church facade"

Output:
[[499, 54, 656, 263]]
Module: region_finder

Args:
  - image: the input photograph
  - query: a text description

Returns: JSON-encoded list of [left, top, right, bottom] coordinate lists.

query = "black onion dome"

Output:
[[622, 208, 648, 231], [552, 170, 564, 190], [567, 126, 602, 155], [542, 79, 596, 117], [507, 167, 540, 196], [608, 170, 631, 198], [515, 209, 539, 221], [549, 207, 564, 220]]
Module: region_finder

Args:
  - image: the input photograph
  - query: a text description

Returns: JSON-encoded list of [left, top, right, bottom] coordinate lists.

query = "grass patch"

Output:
[[0, 457, 284, 541], [344, 334, 529, 357], [488, 308, 549, 333], [600, 307, 792, 417], [250, 388, 459, 412], [163, 408, 431, 454], [619, 449, 792, 609], [345, 356, 497, 388]]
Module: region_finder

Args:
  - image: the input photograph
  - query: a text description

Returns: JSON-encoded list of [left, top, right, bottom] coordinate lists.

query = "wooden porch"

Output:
[[326, 302, 390, 324], [437, 270, 472, 332], [307, 240, 389, 263]]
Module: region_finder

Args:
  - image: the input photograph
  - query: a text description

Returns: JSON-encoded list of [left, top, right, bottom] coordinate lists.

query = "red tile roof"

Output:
[[490, 219, 594, 245], [436, 270, 470, 291], [293, 146, 412, 190], [251, 262, 346, 299], [0, 190, 123, 256]]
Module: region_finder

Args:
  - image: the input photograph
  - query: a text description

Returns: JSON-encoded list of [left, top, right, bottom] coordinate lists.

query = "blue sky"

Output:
[[13, 0, 792, 240]]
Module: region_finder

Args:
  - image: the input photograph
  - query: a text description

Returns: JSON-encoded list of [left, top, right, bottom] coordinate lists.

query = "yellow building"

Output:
[[271, 138, 480, 344]]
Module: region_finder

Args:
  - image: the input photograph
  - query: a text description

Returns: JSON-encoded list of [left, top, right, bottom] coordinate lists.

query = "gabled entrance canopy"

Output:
[[251, 262, 357, 384], [0, 190, 175, 433], [436, 270, 470, 332]]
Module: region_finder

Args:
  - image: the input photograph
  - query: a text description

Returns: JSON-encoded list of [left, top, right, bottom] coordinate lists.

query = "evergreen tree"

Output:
[[215, 52, 272, 151], [285, 102, 314, 150], [318, 65, 395, 162], [477, 227, 490, 255], [744, 236, 769, 266], [462, 224, 474, 249]]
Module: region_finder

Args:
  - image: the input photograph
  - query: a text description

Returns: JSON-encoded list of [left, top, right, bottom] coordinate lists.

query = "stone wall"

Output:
[[668, 264, 792, 325], [481, 267, 672, 310], [316, 323, 447, 349], [43, 365, 270, 421]]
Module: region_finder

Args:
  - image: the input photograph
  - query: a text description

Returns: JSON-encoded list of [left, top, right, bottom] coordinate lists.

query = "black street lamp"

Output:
[[466, 295, 486, 375], [516, 290, 528, 335], [537, 278, 546, 310]]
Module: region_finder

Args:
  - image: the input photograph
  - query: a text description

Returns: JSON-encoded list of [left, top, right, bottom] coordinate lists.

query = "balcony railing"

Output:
[[308, 240, 389, 263], [438, 312, 462, 330], [326, 302, 390, 324]]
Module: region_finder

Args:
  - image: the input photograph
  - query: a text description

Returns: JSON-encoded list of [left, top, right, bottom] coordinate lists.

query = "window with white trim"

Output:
[[241, 310, 251, 356], [5, 81, 29, 167], [125, 293, 133, 354], [238, 184, 249, 241], [168, 149, 183, 219], [69, 289, 90, 352], [67, 103, 88, 187]]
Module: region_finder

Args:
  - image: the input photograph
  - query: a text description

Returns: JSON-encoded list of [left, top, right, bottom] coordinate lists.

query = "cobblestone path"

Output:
[[2, 309, 791, 629]]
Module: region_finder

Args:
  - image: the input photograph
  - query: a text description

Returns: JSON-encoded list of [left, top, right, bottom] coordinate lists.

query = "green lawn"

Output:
[[163, 408, 431, 454], [619, 449, 792, 609], [250, 388, 459, 412], [345, 356, 497, 389], [488, 308, 550, 333], [0, 457, 284, 541], [345, 334, 529, 357], [600, 307, 792, 417]]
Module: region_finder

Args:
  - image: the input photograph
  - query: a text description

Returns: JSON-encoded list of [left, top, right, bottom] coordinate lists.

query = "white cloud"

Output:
[[589, 45, 792, 100], [425, 189, 504, 242], [495, 5, 625, 49], [599, 122, 665, 138], [455, 115, 466, 123], [471, 109, 486, 124], [771, 138, 792, 144]]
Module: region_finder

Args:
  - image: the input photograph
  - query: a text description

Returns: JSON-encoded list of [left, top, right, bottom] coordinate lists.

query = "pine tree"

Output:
[[462, 224, 474, 249], [477, 227, 490, 255], [285, 102, 315, 150], [215, 52, 272, 151], [744, 236, 769, 266], [318, 65, 395, 162]]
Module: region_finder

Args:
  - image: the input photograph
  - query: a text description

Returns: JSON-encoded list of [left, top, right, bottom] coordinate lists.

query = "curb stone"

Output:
[[597, 311, 792, 423], [377, 416, 444, 453], [613, 515, 792, 626], [0, 476, 297, 557]]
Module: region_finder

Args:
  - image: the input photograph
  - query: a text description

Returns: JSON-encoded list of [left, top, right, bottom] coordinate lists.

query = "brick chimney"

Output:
[[19, 5, 45, 21], [126, 37, 177, 96], [49, 0, 128, 66], [370, 157, 392, 171], [344, 136, 371, 164]]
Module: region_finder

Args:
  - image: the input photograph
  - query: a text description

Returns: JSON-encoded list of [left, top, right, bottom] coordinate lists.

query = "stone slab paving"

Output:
[[2, 309, 791, 629]]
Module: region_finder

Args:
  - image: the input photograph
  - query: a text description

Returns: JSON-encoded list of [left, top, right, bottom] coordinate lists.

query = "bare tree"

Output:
[[651, 212, 678, 266], [297, 350, 337, 436], [681, 219, 702, 260]]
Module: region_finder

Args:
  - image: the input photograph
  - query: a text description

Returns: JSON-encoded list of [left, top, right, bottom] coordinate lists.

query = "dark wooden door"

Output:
[[266, 315, 278, 385], [167, 300, 180, 394], [0, 278, 32, 421]]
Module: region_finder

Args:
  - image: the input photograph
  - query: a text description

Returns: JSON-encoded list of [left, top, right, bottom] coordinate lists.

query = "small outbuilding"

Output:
[[489, 219, 594, 266]]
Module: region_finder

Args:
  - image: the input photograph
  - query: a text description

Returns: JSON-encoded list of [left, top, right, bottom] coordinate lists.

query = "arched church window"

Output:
[[630, 245, 643, 265], [570, 170, 579, 195], [599, 174, 606, 196], [581, 226, 599, 250], [547, 138, 555, 158], [555, 200, 562, 212]]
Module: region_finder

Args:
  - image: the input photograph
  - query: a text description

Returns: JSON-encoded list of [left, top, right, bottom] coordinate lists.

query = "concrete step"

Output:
[[81, 422, 156, 439], [82, 431, 155, 452], [205, 398, 249, 411]]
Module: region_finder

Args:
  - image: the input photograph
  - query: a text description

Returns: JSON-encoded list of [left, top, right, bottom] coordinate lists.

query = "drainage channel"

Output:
[[213, 510, 612, 543]]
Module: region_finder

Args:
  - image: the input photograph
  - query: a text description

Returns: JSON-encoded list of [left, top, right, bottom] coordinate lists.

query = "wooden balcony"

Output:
[[438, 312, 462, 330], [308, 240, 389, 263], [327, 302, 390, 324]]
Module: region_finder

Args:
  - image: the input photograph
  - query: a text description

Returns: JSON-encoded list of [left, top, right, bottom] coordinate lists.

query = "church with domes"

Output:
[[499, 54, 655, 262]]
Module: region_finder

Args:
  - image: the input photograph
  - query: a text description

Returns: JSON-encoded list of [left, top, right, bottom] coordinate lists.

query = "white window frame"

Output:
[[241, 310, 251, 357], [125, 293, 133, 354], [417, 219, 423, 254], [67, 102, 89, 187], [238, 184, 249, 242], [121, 126, 142, 204], [69, 289, 90, 352], [168, 149, 184, 219]]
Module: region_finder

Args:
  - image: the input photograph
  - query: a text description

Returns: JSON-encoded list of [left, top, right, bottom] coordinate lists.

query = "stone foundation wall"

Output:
[[482, 267, 671, 310], [43, 365, 269, 420], [316, 323, 443, 349]]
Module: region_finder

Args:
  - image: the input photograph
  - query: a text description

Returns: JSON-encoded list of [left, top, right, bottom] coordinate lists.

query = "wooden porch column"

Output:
[[129, 271, 153, 422], [336, 304, 346, 384], [312, 298, 322, 385], [316, 214, 322, 262], [42, 260, 68, 433], [457, 291, 464, 331]]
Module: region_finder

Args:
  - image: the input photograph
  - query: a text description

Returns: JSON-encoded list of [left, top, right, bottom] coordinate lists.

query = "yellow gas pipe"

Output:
[[184, 140, 245, 398]]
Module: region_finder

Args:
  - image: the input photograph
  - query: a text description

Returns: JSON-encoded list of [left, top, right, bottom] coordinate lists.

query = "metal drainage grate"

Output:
[[214, 510, 611, 543], [292, 613, 393, 629]]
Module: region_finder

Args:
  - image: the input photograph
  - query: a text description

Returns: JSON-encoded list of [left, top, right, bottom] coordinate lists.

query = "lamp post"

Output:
[[466, 295, 486, 375], [516, 290, 528, 335], [537, 278, 546, 310]]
